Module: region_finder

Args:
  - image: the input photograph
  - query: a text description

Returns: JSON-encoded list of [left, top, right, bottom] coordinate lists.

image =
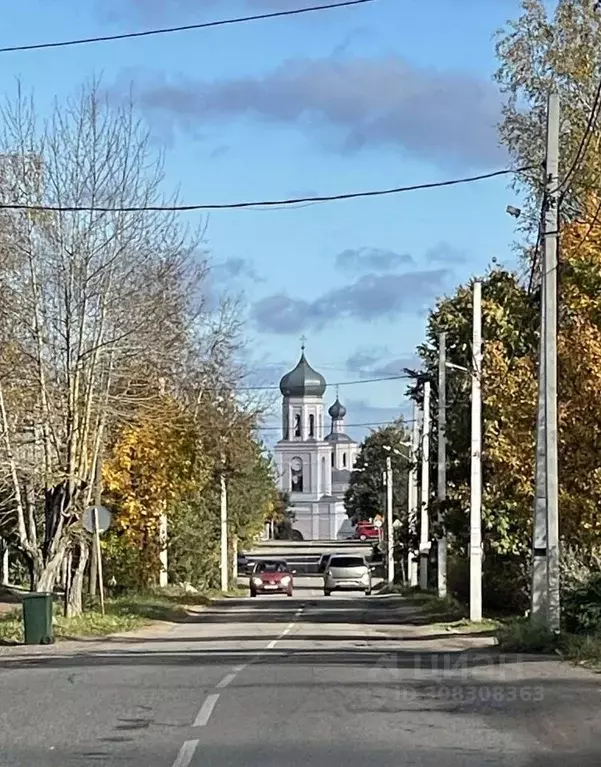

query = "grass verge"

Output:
[[495, 617, 601, 668], [0, 586, 240, 646], [377, 584, 500, 634], [381, 584, 468, 622]]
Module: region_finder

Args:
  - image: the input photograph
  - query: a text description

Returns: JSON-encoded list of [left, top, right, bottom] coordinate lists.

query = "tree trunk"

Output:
[[37, 538, 70, 593], [0, 539, 8, 585], [67, 542, 89, 618]]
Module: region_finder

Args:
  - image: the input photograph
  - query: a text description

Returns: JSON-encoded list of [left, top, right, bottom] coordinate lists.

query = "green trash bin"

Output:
[[22, 592, 54, 645]]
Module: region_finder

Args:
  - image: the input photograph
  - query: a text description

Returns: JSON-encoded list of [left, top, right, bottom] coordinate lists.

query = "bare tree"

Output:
[[0, 82, 219, 613]]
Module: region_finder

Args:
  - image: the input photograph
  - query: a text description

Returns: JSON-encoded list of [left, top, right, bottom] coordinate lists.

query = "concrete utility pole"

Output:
[[470, 281, 483, 622], [544, 93, 561, 631], [408, 402, 420, 587], [385, 454, 394, 583], [531, 279, 548, 621], [220, 457, 228, 593], [158, 507, 168, 588], [437, 332, 448, 598], [419, 380, 431, 590], [89, 446, 103, 597]]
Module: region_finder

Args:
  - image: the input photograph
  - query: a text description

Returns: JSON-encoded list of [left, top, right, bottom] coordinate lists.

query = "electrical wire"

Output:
[[237, 373, 411, 391], [0, 166, 532, 213], [258, 418, 417, 432], [0, 0, 374, 54]]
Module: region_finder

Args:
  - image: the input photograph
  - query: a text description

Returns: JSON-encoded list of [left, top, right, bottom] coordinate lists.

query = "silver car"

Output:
[[323, 554, 373, 596]]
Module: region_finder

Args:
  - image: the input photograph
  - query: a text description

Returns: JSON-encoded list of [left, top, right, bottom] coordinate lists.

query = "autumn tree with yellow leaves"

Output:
[[102, 390, 278, 591], [405, 0, 601, 610]]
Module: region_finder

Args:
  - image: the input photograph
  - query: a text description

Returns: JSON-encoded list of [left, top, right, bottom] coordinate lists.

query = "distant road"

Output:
[[243, 539, 376, 575]]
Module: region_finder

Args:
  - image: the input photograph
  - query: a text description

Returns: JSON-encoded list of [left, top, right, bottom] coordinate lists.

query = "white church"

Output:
[[273, 345, 360, 540]]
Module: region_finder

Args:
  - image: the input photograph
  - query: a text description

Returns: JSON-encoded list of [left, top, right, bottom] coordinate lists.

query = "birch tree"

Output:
[[0, 83, 212, 611]]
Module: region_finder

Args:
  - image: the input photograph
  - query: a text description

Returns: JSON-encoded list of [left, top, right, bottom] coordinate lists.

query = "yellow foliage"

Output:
[[104, 396, 210, 555], [482, 204, 601, 549]]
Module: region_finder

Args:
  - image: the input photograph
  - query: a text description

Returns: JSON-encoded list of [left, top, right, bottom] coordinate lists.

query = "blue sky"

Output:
[[2, 0, 535, 446]]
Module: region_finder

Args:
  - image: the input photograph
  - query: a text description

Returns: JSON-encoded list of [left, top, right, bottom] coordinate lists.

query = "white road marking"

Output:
[[232, 663, 247, 673], [216, 672, 237, 689], [266, 639, 278, 649], [193, 693, 220, 727], [172, 739, 199, 767]]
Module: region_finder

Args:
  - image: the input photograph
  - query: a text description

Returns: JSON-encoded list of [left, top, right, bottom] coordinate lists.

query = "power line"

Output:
[[0, 0, 374, 54], [258, 419, 417, 432], [238, 373, 411, 391], [0, 167, 532, 213]]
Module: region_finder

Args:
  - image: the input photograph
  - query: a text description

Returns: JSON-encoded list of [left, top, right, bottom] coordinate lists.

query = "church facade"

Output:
[[273, 347, 359, 540]]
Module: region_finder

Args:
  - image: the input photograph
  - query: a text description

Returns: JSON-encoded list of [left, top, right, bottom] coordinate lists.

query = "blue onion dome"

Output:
[[328, 397, 346, 419], [279, 351, 326, 397]]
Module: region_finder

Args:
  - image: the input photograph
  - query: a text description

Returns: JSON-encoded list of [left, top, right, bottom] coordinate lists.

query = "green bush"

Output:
[[447, 552, 529, 615], [561, 546, 601, 634], [496, 617, 558, 653], [482, 554, 529, 615], [563, 580, 601, 633]]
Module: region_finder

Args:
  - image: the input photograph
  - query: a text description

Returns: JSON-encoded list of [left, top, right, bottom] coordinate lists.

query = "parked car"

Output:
[[354, 521, 380, 541], [318, 552, 337, 573], [237, 553, 250, 574], [250, 559, 295, 597], [323, 554, 374, 596]]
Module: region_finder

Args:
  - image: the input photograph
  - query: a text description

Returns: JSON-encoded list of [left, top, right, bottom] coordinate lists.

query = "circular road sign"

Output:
[[83, 506, 112, 534], [373, 519, 383, 529]]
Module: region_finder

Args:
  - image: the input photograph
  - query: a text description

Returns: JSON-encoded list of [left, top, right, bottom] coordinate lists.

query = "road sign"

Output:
[[392, 519, 402, 530], [83, 506, 112, 534], [373, 519, 383, 529]]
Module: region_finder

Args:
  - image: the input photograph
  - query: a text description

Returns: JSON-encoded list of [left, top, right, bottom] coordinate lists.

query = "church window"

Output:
[[291, 457, 303, 492], [343, 452, 347, 467], [309, 414, 315, 437], [294, 413, 301, 437], [331, 453, 334, 467]]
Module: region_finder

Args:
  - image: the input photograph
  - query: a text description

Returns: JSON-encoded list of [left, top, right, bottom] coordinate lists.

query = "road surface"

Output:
[[0, 578, 600, 766]]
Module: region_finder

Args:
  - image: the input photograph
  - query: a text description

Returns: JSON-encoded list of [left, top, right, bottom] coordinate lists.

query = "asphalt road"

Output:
[[1, 577, 601, 766]]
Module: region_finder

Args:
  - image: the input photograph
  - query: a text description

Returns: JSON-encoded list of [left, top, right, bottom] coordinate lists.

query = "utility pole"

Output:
[[159, 505, 168, 588], [543, 92, 560, 632], [386, 454, 394, 584], [437, 332, 448, 598], [419, 380, 431, 590], [408, 401, 419, 587], [220, 456, 228, 593], [470, 281, 483, 622], [89, 446, 103, 597], [531, 281, 548, 622]]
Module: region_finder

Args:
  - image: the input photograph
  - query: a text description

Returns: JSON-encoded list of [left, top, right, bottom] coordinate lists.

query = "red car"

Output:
[[250, 559, 295, 597], [354, 522, 381, 541]]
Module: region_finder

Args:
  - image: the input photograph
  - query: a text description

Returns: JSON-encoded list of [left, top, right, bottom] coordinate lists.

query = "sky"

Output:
[[1, 0, 536, 447]]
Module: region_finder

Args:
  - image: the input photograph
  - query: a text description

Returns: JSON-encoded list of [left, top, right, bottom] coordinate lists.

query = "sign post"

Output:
[[83, 506, 112, 616]]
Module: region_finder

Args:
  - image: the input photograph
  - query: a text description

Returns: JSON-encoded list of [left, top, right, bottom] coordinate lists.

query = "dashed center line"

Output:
[[193, 693, 220, 727], [172, 739, 199, 767], [216, 672, 237, 689], [190, 603, 306, 735]]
